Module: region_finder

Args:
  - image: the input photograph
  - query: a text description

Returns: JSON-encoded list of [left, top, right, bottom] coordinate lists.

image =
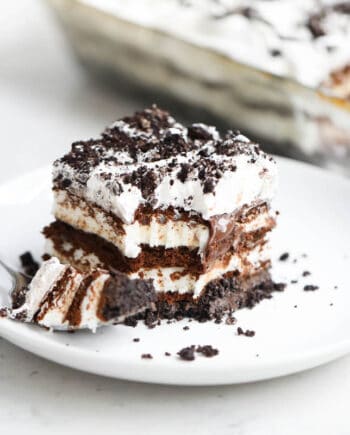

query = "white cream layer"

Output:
[[53, 190, 210, 258]]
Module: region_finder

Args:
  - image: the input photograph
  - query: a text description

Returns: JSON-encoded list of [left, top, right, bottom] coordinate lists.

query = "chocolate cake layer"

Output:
[[43, 220, 271, 275]]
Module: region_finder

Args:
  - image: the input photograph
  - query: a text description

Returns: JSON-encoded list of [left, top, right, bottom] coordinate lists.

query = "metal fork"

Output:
[[0, 259, 31, 304]]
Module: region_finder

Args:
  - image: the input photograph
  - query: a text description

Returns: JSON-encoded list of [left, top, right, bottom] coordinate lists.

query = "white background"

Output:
[[0, 2, 349, 434]]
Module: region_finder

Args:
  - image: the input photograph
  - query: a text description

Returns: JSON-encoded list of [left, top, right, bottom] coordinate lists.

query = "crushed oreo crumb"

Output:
[[270, 48, 282, 57], [141, 353, 153, 359], [273, 282, 286, 292], [19, 252, 39, 277], [203, 179, 215, 194], [279, 252, 289, 262], [307, 12, 326, 38], [196, 345, 219, 357], [237, 327, 255, 337], [304, 285, 319, 291], [302, 271, 311, 277], [225, 315, 237, 325], [177, 345, 196, 361], [144, 309, 158, 329], [165, 352, 171, 356], [177, 344, 219, 361], [124, 317, 138, 327], [307, 3, 350, 39], [183, 326, 190, 331], [177, 163, 191, 183], [133, 338, 140, 342]]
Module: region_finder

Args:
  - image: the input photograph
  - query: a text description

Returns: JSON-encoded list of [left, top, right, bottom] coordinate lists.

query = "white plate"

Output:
[[0, 158, 349, 386]]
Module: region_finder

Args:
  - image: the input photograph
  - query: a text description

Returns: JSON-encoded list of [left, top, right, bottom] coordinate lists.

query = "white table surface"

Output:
[[1, 2, 349, 434]]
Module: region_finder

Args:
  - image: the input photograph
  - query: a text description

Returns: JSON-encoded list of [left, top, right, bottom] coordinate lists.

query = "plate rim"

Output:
[[1, 316, 350, 385], [0, 156, 350, 385]]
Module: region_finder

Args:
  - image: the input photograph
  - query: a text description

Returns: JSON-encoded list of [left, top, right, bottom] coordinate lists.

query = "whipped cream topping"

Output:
[[81, 0, 350, 89], [54, 106, 277, 224]]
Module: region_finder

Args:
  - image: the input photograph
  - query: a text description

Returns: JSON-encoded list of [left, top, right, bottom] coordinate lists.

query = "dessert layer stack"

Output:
[[44, 106, 278, 319]]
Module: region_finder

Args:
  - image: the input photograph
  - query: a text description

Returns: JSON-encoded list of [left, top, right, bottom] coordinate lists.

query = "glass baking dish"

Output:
[[46, 0, 350, 174]]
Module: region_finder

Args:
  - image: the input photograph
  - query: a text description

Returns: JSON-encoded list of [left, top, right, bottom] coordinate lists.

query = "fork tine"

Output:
[[0, 258, 14, 276], [0, 259, 16, 298], [0, 258, 31, 280], [0, 258, 31, 300]]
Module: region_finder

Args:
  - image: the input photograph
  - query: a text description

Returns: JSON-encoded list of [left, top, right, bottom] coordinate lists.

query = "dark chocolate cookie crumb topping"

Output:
[[141, 353, 153, 359], [279, 252, 289, 262], [177, 345, 196, 361], [20, 251, 39, 277], [54, 105, 273, 203], [237, 327, 256, 337], [304, 285, 319, 291], [196, 345, 219, 357]]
